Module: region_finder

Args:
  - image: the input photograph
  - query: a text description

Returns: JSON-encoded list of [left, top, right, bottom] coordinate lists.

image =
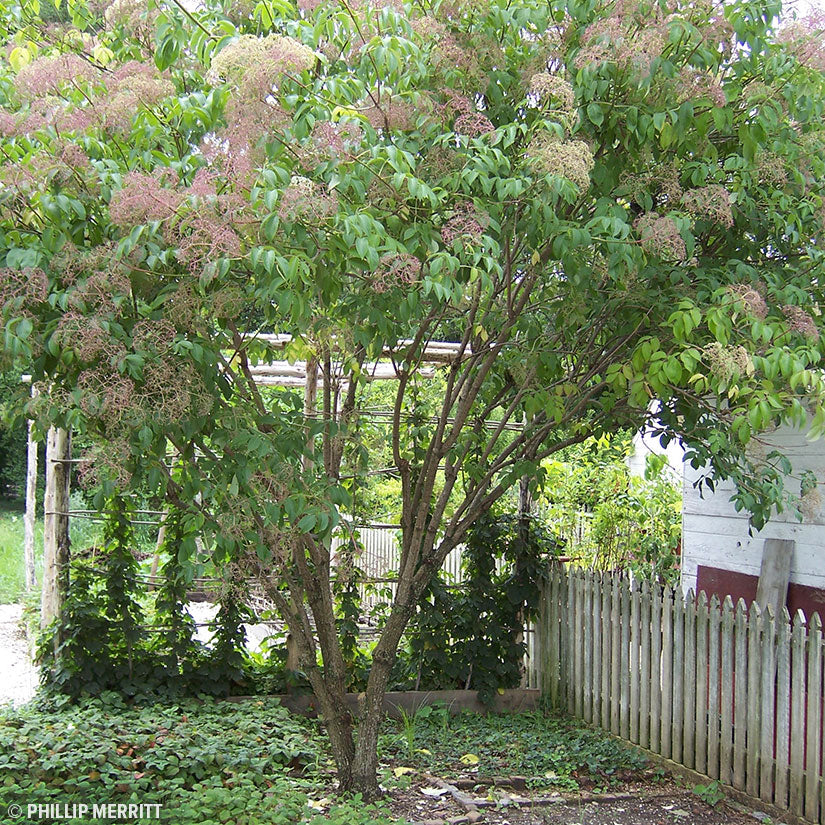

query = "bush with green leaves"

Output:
[[540, 434, 682, 583], [406, 513, 561, 703]]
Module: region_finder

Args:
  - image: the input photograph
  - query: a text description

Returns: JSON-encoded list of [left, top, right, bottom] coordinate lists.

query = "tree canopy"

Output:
[[1, 0, 825, 795]]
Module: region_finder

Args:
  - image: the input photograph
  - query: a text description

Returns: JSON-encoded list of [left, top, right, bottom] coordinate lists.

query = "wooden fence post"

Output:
[[41, 426, 71, 638]]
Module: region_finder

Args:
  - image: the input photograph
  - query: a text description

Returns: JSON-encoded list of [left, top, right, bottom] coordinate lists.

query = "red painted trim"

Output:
[[695, 565, 825, 621]]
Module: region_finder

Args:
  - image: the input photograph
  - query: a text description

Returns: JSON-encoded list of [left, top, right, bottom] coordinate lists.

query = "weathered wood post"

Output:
[[22, 376, 38, 592], [41, 426, 71, 639]]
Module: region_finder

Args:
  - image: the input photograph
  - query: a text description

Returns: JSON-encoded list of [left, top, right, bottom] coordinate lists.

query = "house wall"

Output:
[[681, 424, 825, 619]]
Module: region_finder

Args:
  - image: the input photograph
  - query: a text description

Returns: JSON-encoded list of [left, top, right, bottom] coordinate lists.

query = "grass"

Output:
[[0, 693, 651, 824], [0, 500, 41, 604], [0, 495, 116, 604]]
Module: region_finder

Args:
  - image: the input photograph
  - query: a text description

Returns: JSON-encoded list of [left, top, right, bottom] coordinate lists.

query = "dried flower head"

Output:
[[0, 268, 48, 310], [296, 120, 363, 169], [453, 111, 494, 138], [528, 74, 576, 114], [727, 284, 768, 320], [441, 201, 487, 245], [634, 212, 687, 262], [704, 342, 752, 383], [575, 12, 667, 76], [363, 96, 418, 132], [104, 0, 159, 47], [782, 305, 820, 340], [682, 185, 733, 227], [676, 68, 725, 107], [800, 487, 822, 521], [526, 133, 594, 192], [373, 253, 421, 293]]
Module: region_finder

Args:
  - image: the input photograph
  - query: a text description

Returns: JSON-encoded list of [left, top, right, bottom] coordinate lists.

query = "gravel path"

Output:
[[0, 603, 38, 707]]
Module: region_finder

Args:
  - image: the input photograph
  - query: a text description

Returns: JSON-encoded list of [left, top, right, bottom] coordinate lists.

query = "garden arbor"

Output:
[[2, 0, 825, 797]]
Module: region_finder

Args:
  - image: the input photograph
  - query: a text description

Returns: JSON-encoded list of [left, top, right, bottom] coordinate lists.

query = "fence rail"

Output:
[[538, 566, 825, 823]]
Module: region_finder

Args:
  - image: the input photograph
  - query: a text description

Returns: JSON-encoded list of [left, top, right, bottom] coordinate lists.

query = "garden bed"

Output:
[[0, 694, 775, 824]]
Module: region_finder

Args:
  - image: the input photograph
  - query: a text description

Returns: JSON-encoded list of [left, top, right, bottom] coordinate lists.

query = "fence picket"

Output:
[[566, 571, 575, 715], [707, 594, 721, 780], [790, 610, 806, 817], [575, 572, 585, 719], [805, 612, 822, 824], [695, 591, 709, 775], [583, 573, 594, 724], [661, 585, 674, 760], [611, 574, 621, 736], [746, 603, 763, 799], [720, 596, 734, 786], [733, 598, 748, 792], [630, 579, 641, 744], [620, 577, 631, 740], [759, 606, 776, 805], [672, 589, 685, 765], [650, 583, 662, 755], [592, 572, 602, 727], [774, 607, 791, 810], [601, 571, 611, 730], [639, 581, 651, 750]]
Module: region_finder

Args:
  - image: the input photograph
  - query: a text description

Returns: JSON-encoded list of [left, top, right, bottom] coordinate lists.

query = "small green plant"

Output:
[[693, 779, 726, 807]]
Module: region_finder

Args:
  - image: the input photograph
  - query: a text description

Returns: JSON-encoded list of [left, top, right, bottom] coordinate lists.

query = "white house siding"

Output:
[[681, 424, 825, 614]]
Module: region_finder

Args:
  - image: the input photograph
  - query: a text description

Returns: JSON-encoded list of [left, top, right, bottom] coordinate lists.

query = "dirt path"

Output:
[[0, 603, 37, 707]]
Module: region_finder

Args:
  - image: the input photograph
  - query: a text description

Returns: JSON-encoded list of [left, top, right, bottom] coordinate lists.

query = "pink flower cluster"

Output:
[[100, 64, 175, 136], [676, 68, 725, 107], [440, 202, 487, 245], [14, 54, 99, 100], [373, 253, 421, 293], [575, 12, 667, 76], [278, 176, 338, 222], [682, 185, 733, 227], [109, 169, 183, 228], [206, 34, 315, 99], [364, 96, 418, 132], [296, 120, 363, 169], [782, 305, 820, 340], [778, 11, 825, 72], [69, 270, 132, 312], [634, 212, 687, 262]]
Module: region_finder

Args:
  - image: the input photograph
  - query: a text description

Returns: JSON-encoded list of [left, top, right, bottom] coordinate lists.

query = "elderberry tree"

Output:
[[1, 0, 825, 795]]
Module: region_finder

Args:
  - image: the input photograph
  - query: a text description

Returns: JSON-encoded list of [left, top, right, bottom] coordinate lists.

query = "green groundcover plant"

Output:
[[0, 695, 649, 822], [1, 0, 824, 795]]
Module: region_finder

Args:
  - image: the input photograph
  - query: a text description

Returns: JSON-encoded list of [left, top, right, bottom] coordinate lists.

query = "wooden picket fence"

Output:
[[537, 566, 825, 823]]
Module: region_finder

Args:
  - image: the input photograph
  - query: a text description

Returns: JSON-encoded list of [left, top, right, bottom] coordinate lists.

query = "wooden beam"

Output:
[[755, 538, 794, 620], [251, 334, 471, 364]]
